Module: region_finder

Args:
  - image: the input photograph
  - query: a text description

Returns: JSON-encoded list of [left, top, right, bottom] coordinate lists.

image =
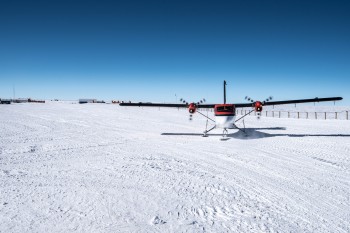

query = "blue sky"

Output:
[[0, 0, 349, 105]]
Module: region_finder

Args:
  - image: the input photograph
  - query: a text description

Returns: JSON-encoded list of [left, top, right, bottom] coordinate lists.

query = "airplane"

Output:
[[119, 81, 343, 139]]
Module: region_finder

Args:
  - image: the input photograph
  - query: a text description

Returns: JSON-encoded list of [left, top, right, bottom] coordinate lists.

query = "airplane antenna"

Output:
[[223, 80, 227, 104]]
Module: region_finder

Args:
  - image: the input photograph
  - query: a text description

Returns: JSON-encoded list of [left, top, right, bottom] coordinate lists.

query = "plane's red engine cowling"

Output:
[[255, 101, 263, 112], [188, 103, 197, 114]]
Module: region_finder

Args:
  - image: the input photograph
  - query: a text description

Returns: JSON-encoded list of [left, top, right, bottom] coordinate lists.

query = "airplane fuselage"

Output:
[[214, 104, 236, 129], [215, 115, 236, 128]]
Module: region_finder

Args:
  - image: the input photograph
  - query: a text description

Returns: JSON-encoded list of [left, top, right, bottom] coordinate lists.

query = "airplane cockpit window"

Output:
[[217, 106, 234, 112]]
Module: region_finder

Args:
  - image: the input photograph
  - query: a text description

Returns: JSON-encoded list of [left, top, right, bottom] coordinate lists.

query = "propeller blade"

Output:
[[196, 98, 206, 105], [263, 96, 273, 104]]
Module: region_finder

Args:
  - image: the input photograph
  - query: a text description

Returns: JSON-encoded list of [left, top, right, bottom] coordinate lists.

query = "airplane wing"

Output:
[[119, 97, 342, 108], [119, 102, 216, 108], [234, 97, 343, 108]]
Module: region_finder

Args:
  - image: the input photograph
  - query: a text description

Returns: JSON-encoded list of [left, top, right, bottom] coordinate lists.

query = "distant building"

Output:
[[13, 98, 29, 103], [28, 98, 45, 103], [0, 99, 11, 104], [79, 99, 97, 104], [0, 98, 45, 104]]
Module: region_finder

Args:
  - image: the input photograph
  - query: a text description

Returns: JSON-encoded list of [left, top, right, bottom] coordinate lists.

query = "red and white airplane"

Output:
[[120, 81, 342, 138]]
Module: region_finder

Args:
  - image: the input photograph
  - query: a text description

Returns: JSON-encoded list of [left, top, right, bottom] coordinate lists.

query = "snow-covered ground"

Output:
[[1, 103, 350, 232]]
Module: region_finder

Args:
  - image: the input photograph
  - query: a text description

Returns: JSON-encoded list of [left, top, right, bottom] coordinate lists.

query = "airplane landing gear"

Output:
[[198, 110, 216, 137], [203, 125, 216, 137], [220, 128, 229, 140]]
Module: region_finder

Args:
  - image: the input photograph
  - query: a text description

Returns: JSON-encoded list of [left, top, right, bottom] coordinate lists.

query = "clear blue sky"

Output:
[[0, 0, 349, 105]]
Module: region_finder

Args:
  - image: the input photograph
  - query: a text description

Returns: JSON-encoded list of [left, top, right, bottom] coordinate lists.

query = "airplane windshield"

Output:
[[216, 106, 234, 112]]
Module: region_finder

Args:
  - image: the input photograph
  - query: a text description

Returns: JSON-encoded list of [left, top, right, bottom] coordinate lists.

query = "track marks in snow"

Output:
[[312, 156, 340, 167], [1, 104, 350, 232]]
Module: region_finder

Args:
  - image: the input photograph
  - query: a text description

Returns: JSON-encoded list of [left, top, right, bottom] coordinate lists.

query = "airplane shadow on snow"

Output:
[[161, 127, 350, 140]]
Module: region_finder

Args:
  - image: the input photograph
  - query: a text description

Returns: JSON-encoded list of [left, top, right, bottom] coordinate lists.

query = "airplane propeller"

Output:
[[263, 96, 273, 104], [180, 98, 207, 121], [245, 96, 255, 103], [179, 98, 189, 105], [245, 96, 273, 120], [197, 98, 206, 105], [245, 96, 273, 104], [179, 98, 193, 120]]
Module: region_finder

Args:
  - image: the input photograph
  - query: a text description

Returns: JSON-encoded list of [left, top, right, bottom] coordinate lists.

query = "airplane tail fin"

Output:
[[223, 80, 227, 104]]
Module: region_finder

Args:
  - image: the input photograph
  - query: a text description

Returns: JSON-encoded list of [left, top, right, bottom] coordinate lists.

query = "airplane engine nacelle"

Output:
[[188, 103, 197, 114], [255, 101, 263, 112]]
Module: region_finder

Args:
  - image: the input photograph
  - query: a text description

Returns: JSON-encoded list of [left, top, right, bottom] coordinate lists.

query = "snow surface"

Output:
[[1, 103, 350, 232]]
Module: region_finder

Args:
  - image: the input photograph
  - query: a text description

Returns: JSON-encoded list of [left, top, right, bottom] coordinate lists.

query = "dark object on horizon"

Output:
[[13, 98, 29, 103], [28, 98, 45, 103], [79, 99, 97, 104], [0, 99, 11, 104], [10, 98, 45, 103], [79, 99, 105, 104], [112, 100, 131, 104]]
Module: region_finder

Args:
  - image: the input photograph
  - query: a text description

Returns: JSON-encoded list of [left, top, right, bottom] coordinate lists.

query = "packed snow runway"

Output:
[[1, 103, 350, 232]]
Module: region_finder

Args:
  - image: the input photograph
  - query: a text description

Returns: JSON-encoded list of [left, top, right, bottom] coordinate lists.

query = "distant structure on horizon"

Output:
[[112, 100, 131, 104], [0, 98, 45, 104], [0, 98, 11, 104], [79, 99, 105, 104], [13, 98, 29, 103], [79, 99, 97, 104]]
